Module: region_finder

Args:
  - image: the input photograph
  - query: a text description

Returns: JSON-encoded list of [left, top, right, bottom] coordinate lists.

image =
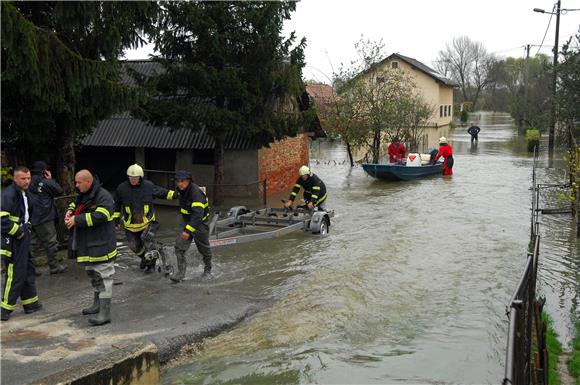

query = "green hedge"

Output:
[[570, 321, 580, 385], [526, 129, 541, 152]]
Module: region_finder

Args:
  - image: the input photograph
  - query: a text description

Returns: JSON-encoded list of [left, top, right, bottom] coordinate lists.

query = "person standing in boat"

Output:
[[284, 166, 327, 210], [387, 137, 406, 164], [434, 137, 454, 176]]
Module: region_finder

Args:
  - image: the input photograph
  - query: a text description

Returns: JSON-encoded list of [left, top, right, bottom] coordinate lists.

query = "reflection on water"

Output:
[[160, 112, 578, 384]]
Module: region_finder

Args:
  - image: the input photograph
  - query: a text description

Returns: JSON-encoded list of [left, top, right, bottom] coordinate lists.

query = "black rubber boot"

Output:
[[88, 298, 111, 326], [82, 292, 100, 315], [24, 302, 43, 314], [170, 254, 187, 283], [1, 308, 12, 321]]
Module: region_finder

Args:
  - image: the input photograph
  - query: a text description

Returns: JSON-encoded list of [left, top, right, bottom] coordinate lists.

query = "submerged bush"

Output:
[[526, 129, 540, 152]]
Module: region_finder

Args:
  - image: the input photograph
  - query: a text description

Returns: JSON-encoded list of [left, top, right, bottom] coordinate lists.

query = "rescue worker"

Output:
[[171, 170, 212, 283], [64, 170, 116, 326], [113, 164, 177, 273], [1, 166, 42, 321], [387, 137, 407, 163], [434, 137, 454, 176], [284, 166, 327, 210], [29, 160, 67, 274], [467, 124, 481, 143]]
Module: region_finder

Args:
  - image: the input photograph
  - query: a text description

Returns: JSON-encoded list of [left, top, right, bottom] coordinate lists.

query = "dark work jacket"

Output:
[[113, 179, 176, 233], [288, 173, 327, 205], [1, 183, 31, 259], [467, 126, 481, 136], [68, 181, 117, 264], [29, 173, 64, 226], [178, 182, 210, 234]]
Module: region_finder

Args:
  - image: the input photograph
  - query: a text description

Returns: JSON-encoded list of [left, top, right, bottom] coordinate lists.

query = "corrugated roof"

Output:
[[84, 60, 260, 150], [386, 53, 458, 87], [82, 112, 260, 150]]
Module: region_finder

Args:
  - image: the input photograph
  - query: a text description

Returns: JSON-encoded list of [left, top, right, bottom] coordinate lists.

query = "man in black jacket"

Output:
[[113, 164, 177, 273], [29, 160, 67, 274], [284, 165, 327, 210], [1, 166, 42, 321], [170, 170, 212, 283], [64, 170, 116, 326]]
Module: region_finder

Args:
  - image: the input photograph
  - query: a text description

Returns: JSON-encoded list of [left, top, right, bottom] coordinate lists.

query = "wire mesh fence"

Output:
[[503, 148, 547, 385]]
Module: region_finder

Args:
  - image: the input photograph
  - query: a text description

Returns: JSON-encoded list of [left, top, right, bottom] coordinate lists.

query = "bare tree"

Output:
[[437, 36, 496, 108]]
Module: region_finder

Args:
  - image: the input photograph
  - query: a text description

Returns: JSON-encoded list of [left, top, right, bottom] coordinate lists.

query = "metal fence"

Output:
[[503, 147, 547, 385], [144, 169, 267, 206]]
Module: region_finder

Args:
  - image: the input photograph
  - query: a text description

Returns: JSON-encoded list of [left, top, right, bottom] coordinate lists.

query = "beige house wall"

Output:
[[378, 59, 454, 128]]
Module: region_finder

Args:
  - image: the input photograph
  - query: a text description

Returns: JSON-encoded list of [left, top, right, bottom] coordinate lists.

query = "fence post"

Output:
[[262, 179, 267, 206]]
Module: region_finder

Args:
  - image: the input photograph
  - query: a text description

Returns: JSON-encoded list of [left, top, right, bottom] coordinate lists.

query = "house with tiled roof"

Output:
[[380, 53, 457, 128]]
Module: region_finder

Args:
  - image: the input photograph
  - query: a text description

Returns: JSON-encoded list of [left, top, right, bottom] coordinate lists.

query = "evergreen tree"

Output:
[[142, 1, 310, 203], [1, 1, 159, 191]]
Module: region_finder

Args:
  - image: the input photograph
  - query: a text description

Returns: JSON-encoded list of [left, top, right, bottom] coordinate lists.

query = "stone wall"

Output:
[[258, 133, 309, 195]]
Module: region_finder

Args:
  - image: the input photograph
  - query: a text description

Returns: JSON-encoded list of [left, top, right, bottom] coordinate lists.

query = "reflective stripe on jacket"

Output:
[[70, 182, 117, 264], [113, 179, 176, 232], [1, 184, 29, 258], [288, 173, 327, 205], [178, 182, 210, 234]]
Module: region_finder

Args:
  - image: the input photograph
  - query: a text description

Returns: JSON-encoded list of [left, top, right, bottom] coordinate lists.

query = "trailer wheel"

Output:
[[318, 217, 330, 235]]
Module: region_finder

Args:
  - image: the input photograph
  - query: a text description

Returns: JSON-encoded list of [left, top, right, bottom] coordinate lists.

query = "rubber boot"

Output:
[[144, 250, 159, 274], [170, 254, 187, 283], [158, 248, 171, 276], [201, 256, 212, 278], [88, 298, 111, 326], [82, 292, 100, 315]]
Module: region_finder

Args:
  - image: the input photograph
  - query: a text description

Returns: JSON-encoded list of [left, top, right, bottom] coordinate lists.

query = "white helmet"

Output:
[[439, 136, 448, 144], [299, 165, 311, 176], [127, 164, 144, 177]]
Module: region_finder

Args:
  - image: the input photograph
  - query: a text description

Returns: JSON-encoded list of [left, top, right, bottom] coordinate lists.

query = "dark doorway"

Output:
[[145, 148, 176, 189], [76, 146, 135, 190]]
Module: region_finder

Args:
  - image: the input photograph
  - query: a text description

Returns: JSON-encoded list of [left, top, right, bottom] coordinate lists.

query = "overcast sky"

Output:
[[125, 0, 580, 84]]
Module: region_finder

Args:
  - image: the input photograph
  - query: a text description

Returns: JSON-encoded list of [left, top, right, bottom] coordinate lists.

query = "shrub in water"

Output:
[[526, 129, 540, 152]]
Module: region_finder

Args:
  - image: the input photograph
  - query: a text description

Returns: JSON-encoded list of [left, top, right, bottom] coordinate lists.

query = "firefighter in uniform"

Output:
[[29, 160, 67, 274], [170, 170, 212, 283], [284, 165, 327, 210], [113, 164, 177, 273], [1, 166, 42, 321], [64, 170, 116, 326]]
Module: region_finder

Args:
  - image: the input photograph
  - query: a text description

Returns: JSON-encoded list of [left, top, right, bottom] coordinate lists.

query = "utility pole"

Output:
[[523, 44, 530, 129], [548, 0, 561, 158]]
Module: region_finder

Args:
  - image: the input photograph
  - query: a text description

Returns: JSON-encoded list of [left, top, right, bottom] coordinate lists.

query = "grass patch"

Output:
[[543, 311, 563, 385], [570, 321, 580, 385]]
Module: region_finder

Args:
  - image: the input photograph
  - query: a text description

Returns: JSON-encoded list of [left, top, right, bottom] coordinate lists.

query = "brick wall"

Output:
[[258, 133, 309, 195]]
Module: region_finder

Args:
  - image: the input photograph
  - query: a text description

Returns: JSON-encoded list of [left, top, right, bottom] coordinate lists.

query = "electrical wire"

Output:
[[535, 3, 556, 56]]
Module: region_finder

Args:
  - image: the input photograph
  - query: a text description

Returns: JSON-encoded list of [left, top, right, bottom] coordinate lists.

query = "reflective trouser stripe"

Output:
[[290, 192, 297, 196], [317, 193, 328, 204], [21, 296, 38, 305], [1, 264, 15, 310]]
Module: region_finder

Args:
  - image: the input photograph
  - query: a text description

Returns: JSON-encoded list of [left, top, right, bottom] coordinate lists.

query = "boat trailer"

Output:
[[208, 206, 334, 248]]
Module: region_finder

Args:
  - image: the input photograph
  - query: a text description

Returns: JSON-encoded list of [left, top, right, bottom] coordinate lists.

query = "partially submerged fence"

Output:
[[144, 169, 267, 207], [503, 148, 548, 385]]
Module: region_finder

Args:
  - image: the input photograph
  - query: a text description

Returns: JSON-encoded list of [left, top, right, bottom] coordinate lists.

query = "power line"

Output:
[[535, 3, 556, 56]]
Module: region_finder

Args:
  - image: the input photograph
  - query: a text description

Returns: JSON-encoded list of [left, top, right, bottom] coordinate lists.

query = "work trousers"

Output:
[[175, 223, 212, 270], [303, 192, 326, 210], [1, 232, 39, 313], [31, 220, 60, 269], [125, 221, 161, 259], [85, 261, 115, 299], [470, 134, 479, 142]]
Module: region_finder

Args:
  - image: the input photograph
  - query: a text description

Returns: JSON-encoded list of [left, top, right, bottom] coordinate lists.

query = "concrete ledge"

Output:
[[31, 343, 160, 385]]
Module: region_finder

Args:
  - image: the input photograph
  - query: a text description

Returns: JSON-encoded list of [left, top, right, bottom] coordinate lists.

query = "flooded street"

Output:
[[156, 112, 578, 384]]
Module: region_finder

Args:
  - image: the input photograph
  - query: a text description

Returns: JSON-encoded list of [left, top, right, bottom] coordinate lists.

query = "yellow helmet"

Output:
[[127, 164, 144, 177], [439, 136, 448, 144], [299, 165, 311, 176]]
